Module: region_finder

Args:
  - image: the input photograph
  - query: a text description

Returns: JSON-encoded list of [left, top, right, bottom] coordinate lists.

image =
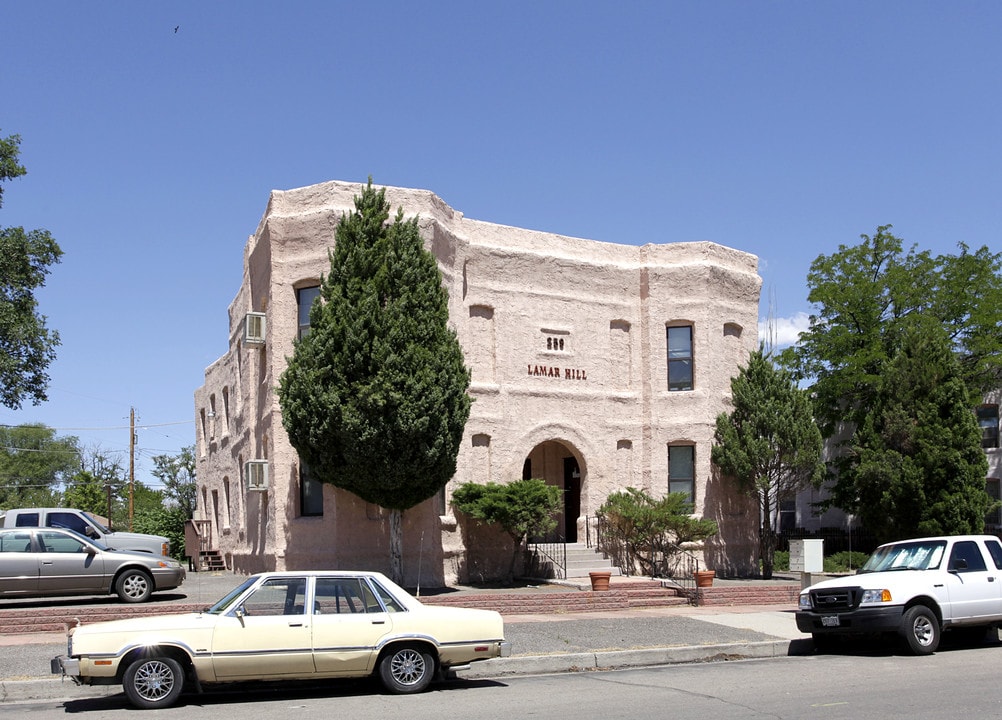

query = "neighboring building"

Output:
[[194, 180, 762, 586], [981, 390, 1002, 533]]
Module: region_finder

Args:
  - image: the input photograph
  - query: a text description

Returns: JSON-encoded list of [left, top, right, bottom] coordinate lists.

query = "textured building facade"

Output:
[[194, 180, 763, 585]]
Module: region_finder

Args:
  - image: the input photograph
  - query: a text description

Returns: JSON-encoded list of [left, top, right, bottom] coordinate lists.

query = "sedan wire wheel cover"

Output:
[[134, 660, 177, 702], [390, 649, 427, 686]]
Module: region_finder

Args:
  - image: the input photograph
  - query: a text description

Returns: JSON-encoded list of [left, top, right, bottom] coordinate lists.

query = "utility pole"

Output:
[[129, 407, 135, 531]]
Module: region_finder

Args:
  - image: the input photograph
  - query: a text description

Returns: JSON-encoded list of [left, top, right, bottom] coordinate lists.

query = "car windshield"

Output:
[[205, 577, 258, 614], [858, 540, 946, 573]]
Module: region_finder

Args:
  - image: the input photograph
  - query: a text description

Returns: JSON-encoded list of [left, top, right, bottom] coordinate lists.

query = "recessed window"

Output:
[[297, 285, 321, 340], [667, 325, 694, 391], [299, 462, 324, 517], [978, 405, 999, 449], [668, 445, 695, 503]]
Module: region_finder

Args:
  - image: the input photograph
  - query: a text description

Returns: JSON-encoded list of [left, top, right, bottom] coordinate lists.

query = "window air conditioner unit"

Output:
[[245, 460, 269, 491], [244, 312, 266, 345]]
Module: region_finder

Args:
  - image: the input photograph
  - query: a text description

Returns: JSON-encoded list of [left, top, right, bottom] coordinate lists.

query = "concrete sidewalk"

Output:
[[0, 600, 810, 704]]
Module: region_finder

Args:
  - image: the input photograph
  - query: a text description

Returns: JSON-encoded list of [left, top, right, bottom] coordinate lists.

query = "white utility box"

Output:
[[789, 538, 824, 573]]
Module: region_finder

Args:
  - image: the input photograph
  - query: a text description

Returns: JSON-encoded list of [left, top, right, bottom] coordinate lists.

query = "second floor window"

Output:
[[297, 286, 321, 340], [667, 325, 694, 391]]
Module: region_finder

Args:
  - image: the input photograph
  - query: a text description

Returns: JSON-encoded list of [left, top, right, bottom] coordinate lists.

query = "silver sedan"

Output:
[[0, 526, 185, 602]]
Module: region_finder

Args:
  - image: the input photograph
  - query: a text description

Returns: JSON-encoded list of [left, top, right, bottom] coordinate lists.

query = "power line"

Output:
[[0, 421, 193, 431]]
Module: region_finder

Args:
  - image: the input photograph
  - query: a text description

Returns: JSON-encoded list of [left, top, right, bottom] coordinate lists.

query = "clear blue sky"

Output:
[[2, 2, 1000, 487]]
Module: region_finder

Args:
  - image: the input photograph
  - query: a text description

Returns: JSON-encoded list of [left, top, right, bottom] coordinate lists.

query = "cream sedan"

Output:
[[52, 570, 511, 708]]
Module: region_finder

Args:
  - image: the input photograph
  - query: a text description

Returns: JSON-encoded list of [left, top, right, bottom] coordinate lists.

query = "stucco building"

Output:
[[194, 180, 762, 586]]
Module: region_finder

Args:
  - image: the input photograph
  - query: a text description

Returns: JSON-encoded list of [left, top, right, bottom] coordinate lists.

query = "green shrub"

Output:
[[772, 550, 790, 571], [823, 550, 869, 573]]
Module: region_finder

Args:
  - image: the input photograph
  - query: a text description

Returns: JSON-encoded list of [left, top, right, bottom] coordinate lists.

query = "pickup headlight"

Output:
[[799, 594, 812, 610], [860, 589, 892, 604]]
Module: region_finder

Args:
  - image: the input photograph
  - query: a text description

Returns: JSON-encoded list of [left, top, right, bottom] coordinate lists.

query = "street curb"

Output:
[[464, 638, 812, 679], [0, 638, 813, 704]]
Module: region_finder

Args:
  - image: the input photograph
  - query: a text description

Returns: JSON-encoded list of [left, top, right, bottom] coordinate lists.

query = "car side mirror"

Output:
[[952, 558, 969, 572]]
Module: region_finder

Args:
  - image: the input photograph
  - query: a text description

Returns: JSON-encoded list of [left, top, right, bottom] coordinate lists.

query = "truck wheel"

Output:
[[900, 605, 940, 654], [116, 568, 153, 603], [123, 655, 185, 709], [378, 645, 435, 694]]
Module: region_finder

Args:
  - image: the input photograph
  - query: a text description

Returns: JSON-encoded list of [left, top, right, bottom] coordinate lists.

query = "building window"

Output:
[[668, 445, 695, 503], [300, 462, 324, 517], [779, 499, 796, 532], [978, 405, 999, 449], [667, 325, 694, 391], [297, 285, 321, 340]]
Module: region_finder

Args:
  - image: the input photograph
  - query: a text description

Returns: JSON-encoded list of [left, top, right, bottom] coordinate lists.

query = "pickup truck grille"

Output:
[[807, 586, 863, 612]]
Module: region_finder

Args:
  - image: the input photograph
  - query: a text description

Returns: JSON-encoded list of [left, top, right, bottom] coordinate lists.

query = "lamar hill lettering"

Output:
[[527, 365, 587, 380]]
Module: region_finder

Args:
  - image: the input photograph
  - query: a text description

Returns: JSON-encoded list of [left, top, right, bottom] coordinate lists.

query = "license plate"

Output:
[[821, 615, 840, 628]]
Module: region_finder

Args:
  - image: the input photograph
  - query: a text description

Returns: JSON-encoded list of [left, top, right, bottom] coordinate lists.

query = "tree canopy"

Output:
[[784, 226, 1002, 437], [0, 424, 80, 508], [712, 348, 823, 578], [0, 131, 63, 410], [150, 446, 197, 518], [278, 180, 471, 581]]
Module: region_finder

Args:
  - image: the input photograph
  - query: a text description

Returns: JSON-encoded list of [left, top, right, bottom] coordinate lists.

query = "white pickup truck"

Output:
[[0, 508, 170, 557], [796, 534, 1002, 654]]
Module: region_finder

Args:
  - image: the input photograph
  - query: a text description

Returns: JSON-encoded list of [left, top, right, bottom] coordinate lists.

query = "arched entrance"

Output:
[[522, 440, 583, 543]]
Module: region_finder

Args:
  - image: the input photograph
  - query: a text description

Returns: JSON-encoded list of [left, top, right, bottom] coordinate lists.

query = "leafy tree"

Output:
[[0, 424, 79, 508], [0, 131, 63, 410], [133, 503, 187, 561], [598, 487, 718, 578], [712, 348, 824, 578], [784, 226, 1002, 437], [279, 180, 471, 583], [782, 227, 1001, 531], [451, 478, 563, 583], [848, 317, 991, 543], [150, 446, 197, 518], [62, 470, 109, 518], [63, 447, 126, 520]]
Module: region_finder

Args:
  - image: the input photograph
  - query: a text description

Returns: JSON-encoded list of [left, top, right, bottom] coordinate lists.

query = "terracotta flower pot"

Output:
[[694, 570, 715, 588], [589, 570, 612, 592]]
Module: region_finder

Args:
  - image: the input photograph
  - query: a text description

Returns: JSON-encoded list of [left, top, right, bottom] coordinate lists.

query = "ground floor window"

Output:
[[300, 463, 324, 517], [668, 445, 695, 503]]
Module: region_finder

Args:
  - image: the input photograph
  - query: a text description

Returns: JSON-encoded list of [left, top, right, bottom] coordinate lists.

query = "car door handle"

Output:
[[288, 622, 304, 627], [371, 620, 386, 625], [989, 577, 996, 582]]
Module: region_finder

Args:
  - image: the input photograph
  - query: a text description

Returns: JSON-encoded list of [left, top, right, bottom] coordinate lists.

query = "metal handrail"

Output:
[[525, 537, 567, 580]]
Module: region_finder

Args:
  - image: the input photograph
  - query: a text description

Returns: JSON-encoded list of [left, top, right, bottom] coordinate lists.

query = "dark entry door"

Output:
[[563, 457, 580, 543]]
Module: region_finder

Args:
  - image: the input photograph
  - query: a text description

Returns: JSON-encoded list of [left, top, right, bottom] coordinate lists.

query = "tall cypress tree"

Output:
[[278, 180, 471, 582], [712, 348, 824, 578]]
